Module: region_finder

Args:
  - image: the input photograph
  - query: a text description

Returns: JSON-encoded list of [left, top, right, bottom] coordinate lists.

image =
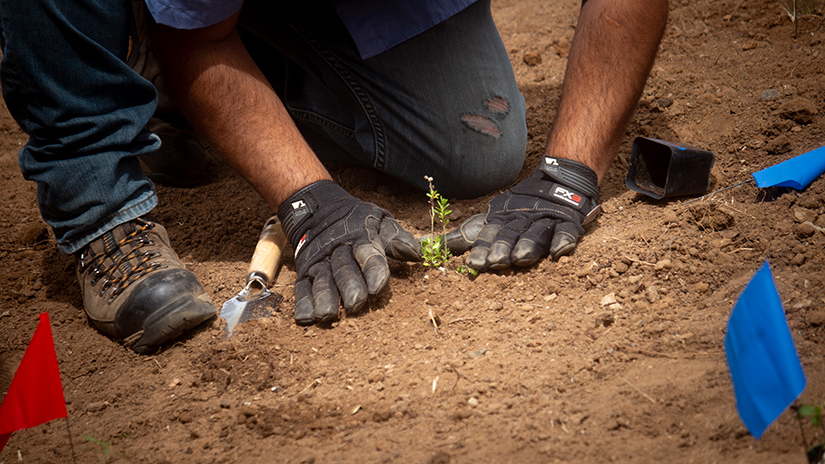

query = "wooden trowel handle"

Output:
[[247, 216, 288, 286]]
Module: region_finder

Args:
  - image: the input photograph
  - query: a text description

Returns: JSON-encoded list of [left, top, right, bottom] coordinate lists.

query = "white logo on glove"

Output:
[[553, 186, 582, 206]]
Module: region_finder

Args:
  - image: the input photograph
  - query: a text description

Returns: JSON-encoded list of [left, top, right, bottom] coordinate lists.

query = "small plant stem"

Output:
[[795, 0, 799, 38]]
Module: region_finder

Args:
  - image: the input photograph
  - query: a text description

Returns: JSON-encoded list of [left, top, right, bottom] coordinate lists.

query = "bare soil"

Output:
[[2, 0, 825, 462]]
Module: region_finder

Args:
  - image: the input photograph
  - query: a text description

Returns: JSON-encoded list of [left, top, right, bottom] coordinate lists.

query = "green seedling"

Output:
[[456, 265, 479, 277], [798, 402, 825, 428], [421, 176, 451, 267], [84, 435, 127, 463]]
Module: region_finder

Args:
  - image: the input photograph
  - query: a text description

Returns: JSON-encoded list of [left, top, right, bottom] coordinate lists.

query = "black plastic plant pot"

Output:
[[625, 137, 716, 200]]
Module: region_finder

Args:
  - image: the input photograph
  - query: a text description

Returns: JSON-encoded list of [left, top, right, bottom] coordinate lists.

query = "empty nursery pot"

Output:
[[625, 137, 715, 199]]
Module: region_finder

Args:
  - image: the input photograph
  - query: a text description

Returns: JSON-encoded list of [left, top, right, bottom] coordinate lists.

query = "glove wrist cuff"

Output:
[[537, 157, 600, 202], [277, 180, 344, 247]]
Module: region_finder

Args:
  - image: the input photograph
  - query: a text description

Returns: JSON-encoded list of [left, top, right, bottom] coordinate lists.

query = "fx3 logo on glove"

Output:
[[553, 186, 582, 208], [290, 200, 312, 258]]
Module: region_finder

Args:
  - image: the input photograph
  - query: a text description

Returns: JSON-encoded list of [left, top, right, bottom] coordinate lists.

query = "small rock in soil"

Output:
[[523, 51, 542, 66], [694, 282, 710, 293], [451, 409, 472, 421], [778, 97, 818, 124], [85, 402, 107, 412], [600, 293, 617, 306], [556, 39, 570, 57], [20, 221, 48, 246], [795, 222, 815, 238], [654, 259, 672, 270], [765, 134, 791, 154], [793, 207, 818, 223], [372, 407, 392, 423], [646, 286, 660, 303], [367, 369, 385, 383], [468, 349, 488, 359], [759, 89, 781, 101], [808, 311, 825, 327]]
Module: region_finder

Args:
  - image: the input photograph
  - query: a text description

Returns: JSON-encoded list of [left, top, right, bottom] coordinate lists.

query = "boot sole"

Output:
[[130, 293, 216, 354]]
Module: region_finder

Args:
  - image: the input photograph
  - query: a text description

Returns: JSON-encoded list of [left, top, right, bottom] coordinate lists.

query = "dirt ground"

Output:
[[2, 0, 825, 462]]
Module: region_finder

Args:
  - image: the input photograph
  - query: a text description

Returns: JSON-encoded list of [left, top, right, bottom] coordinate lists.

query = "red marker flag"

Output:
[[0, 313, 67, 452]]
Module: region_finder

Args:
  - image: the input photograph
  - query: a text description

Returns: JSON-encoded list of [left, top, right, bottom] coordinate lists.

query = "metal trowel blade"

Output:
[[221, 288, 283, 337]]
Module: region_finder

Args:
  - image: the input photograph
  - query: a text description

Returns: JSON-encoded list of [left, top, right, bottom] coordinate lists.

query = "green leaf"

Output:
[[799, 405, 817, 418]]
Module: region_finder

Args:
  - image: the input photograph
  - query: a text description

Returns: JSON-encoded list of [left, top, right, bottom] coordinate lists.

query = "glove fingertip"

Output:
[[340, 280, 368, 312], [364, 267, 390, 295], [294, 299, 315, 325], [549, 231, 578, 258], [486, 242, 512, 269], [466, 248, 489, 271]]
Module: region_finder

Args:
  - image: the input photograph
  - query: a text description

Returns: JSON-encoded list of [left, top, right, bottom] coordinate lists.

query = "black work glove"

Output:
[[277, 180, 422, 325], [445, 157, 601, 271]]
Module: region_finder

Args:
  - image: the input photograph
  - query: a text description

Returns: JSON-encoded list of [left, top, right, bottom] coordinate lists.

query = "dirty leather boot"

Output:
[[76, 217, 216, 353]]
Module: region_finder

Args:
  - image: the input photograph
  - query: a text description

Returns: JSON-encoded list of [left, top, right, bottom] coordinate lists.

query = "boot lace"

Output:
[[78, 219, 168, 304]]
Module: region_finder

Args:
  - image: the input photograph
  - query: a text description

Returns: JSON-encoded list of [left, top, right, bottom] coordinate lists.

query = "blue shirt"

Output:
[[145, 0, 477, 59]]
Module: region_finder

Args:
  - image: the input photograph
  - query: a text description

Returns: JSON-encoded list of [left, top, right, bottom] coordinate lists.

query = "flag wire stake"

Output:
[[65, 417, 77, 464], [681, 179, 754, 205]]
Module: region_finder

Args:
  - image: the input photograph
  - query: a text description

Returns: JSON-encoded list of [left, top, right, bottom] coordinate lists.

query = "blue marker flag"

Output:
[[752, 145, 825, 190], [724, 261, 806, 439]]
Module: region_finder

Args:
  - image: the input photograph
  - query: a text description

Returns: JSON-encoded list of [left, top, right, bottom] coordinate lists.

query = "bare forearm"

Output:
[[149, 14, 330, 208], [546, 0, 668, 184]]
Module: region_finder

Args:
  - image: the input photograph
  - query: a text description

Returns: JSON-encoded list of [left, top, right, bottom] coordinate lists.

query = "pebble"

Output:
[[793, 207, 818, 223], [556, 39, 570, 57], [468, 397, 479, 406], [654, 259, 672, 271], [657, 97, 674, 109], [85, 402, 107, 412], [646, 286, 660, 303], [778, 97, 818, 124], [741, 40, 758, 50], [808, 311, 825, 326], [468, 349, 488, 359], [489, 301, 503, 311], [759, 89, 781, 101], [372, 407, 392, 423], [367, 369, 385, 383], [766, 134, 791, 154], [523, 51, 542, 66], [600, 293, 617, 306], [795, 222, 816, 238]]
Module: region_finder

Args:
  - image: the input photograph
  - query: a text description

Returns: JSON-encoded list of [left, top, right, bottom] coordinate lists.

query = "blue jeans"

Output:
[[0, 0, 159, 254], [239, 0, 527, 199]]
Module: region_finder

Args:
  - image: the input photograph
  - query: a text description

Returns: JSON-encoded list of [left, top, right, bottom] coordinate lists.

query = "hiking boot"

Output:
[[76, 217, 216, 354]]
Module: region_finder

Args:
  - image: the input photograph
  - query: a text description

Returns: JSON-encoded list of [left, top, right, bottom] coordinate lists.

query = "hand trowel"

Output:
[[221, 216, 287, 337]]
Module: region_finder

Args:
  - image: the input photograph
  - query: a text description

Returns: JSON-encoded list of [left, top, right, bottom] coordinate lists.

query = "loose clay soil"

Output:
[[2, 0, 825, 462]]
